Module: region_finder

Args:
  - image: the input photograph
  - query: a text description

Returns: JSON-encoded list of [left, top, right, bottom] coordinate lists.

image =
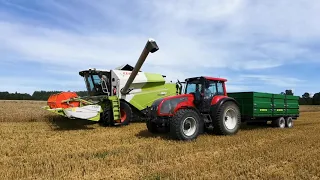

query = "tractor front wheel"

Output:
[[213, 101, 241, 135], [170, 109, 201, 141]]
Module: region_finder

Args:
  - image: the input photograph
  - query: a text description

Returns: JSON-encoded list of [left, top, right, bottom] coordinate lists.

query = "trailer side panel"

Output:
[[228, 92, 299, 121]]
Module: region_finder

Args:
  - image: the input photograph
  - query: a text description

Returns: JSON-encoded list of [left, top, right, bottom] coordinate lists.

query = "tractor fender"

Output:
[[179, 106, 202, 117], [209, 97, 239, 119]]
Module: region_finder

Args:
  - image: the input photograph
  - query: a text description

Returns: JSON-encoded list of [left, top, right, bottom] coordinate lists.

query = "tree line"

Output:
[[281, 89, 320, 105], [0, 91, 88, 101], [0, 89, 319, 105]]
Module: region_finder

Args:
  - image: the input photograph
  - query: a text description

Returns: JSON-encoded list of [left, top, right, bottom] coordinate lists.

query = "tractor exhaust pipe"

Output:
[[121, 38, 159, 95]]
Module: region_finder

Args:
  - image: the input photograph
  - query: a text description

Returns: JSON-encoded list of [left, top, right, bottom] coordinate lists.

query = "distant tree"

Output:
[[302, 92, 310, 99], [299, 92, 313, 105], [285, 89, 294, 95], [313, 92, 320, 105]]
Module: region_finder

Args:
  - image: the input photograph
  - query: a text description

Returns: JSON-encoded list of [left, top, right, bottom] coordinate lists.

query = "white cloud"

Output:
[[0, 0, 318, 72], [0, 0, 319, 94], [239, 75, 304, 88]]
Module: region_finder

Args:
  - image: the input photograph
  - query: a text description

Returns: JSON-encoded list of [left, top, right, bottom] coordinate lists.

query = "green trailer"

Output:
[[228, 92, 299, 127]]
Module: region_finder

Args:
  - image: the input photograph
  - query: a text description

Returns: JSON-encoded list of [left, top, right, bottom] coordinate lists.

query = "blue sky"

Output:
[[0, 0, 319, 97]]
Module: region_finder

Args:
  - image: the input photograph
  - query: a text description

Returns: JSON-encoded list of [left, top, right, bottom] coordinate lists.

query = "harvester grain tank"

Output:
[[43, 38, 178, 126], [145, 76, 300, 141]]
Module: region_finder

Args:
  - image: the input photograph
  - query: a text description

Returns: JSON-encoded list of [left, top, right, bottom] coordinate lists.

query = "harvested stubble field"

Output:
[[1, 101, 320, 180]]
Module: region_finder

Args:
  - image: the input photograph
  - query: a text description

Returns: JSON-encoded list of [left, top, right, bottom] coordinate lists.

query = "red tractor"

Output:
[[146, 76, 241, 141]]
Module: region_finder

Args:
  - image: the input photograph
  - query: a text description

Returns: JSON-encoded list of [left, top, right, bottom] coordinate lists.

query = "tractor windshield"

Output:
[[185, 79, 202, 94]]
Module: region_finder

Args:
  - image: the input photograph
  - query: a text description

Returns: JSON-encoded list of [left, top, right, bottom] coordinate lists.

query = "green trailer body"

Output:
[[227, 92, 300, 122]]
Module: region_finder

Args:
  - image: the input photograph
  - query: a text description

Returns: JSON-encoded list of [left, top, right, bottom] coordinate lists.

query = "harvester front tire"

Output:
[[100, 107, 112, 127], [170, 109, 201, 141], [119, 101, 132, 126], [213, 101, 241, 135]]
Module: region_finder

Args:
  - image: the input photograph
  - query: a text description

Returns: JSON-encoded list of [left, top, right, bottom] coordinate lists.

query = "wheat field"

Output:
[[0, 101, 320, 180]]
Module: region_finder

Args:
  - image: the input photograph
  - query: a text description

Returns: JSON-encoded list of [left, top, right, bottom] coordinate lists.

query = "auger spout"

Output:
[[120, 38, 159, 95]]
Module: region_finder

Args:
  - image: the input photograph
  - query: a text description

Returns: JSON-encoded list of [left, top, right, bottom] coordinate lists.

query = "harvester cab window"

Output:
[[87, 76, 95, 92], [92, 75, 101, 86], [83, 72, 110, 96]]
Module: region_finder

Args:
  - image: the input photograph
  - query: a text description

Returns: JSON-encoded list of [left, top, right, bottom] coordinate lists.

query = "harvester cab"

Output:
[[79, 69, 111, 97]]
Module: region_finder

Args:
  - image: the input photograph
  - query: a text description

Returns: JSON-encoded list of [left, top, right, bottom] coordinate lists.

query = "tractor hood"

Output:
[[151, 94, 194, 109], [149, 94, 194, 115], [162, 94, 194, 101]]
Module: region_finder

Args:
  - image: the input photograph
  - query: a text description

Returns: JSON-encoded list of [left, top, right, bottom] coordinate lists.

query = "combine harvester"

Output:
[[44, 38, 177, 126]]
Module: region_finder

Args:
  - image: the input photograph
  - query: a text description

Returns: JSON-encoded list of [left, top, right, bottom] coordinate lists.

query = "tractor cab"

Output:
[[79, 69, 111, 97], [184, 76, 227, 112]]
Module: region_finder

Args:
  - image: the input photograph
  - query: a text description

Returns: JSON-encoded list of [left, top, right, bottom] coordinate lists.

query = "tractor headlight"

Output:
[[159, 97, 188, 114]]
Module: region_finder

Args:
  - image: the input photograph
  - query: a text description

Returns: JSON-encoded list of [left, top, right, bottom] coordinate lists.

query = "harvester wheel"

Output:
[[285, 116, 293, 128], [170, 109, 201, 141], [119, 101, 132, 126], [213, 101, 241, 135], [100, 107, 113, 126], [272, 117, 286, 128]]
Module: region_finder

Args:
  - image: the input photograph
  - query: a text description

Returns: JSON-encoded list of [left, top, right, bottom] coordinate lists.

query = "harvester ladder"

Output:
[[109, 96, 121, 121]]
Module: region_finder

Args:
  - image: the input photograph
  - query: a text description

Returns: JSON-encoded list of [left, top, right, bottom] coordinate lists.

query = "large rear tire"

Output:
[[213, 101, 241, 135], [170, 109, 202, 141], [118, 101, 132, 126]]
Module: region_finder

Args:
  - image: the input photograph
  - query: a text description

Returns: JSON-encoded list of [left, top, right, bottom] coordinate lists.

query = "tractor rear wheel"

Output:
[[213, 101, 241, 135], [170, 109, 201, 141]]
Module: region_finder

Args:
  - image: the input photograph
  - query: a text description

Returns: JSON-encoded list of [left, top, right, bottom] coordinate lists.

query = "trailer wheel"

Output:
[[285, 117, 293, 128], [272, 117, 285, 128], [119, 101, 132, 126], [170, 109, 201, 141], [213, 101, 241, 135]]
